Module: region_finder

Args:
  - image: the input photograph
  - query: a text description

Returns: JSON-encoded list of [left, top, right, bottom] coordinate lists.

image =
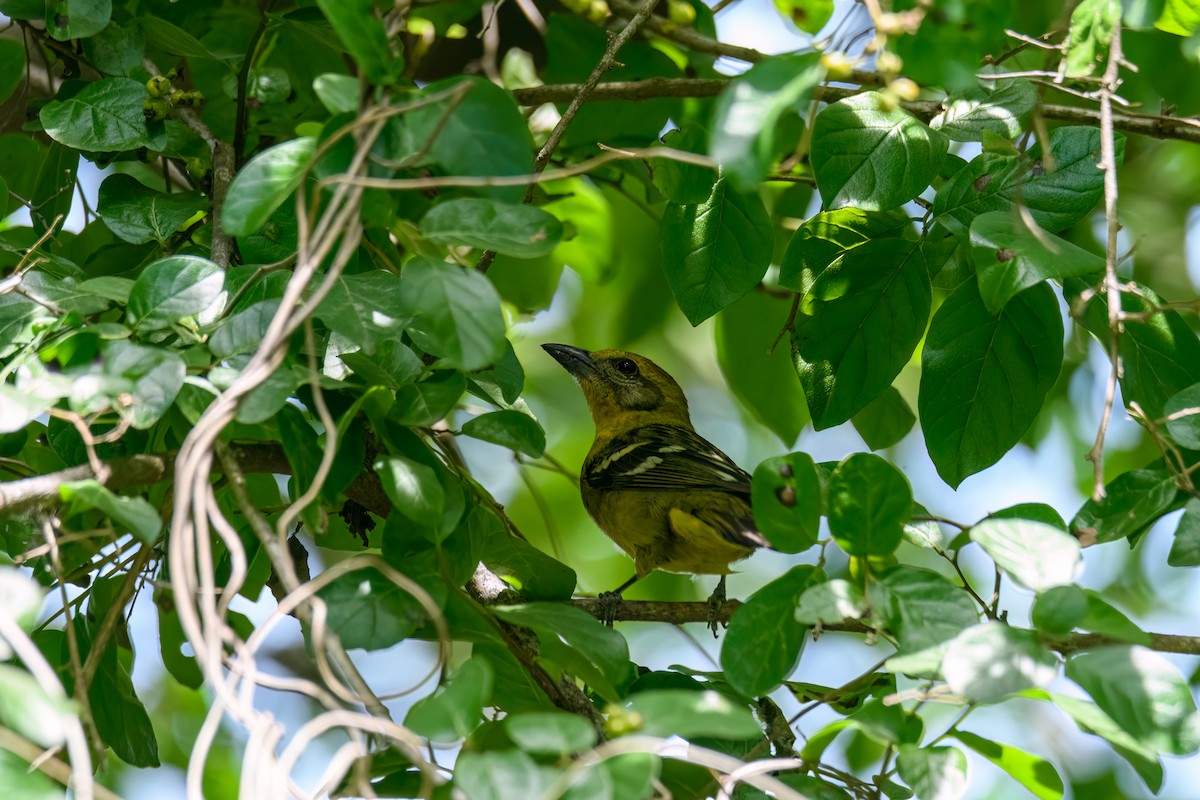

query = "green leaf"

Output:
[[0, 291, 55, 359], [96, 173, 204, 245], [478, 531, 576, 601], [1069, 468, 1179, 544], [933, 127, 1123, 235], [399, 258, 507, 371], [1168, 498, 1200, 567], [454, 751, 551, 800], [721, 565, 820, 696], [827, 453, 911, 557], [400, 76, 534, 204], [136, 16, 219, 59], [810, 92, 948, 211], [896, 745, 967, 800], [851, 385, 916, 450], [919, 280, 1063, 488], [653, 125, 718, 204], [773, 0, 835, 33], [75, 615, 160, 767], [968, 518, 1081, 591], [40, 77, 163, 152], [313, 73, 360, 114], [404, 655, 492, 742], [128, 254, 224, 330], [46, 0, 111, 40], [504, 712, 598, 756], [779, 207, 914, 293], [222, 137, 316, 238], [870, 567, 980, 653], [1032, 585, 1088, 634], [623, 689, 762, 740], [461, 410, 546, 458], [77, 276, 133, 305], [19, 270, 109, 315], [0, 39, 25, 105], [209, 300, 281, 359], [563, 754, 658, 800], [660, 177, 772, 326], [376, 456, 445, 529], [0, 386, 49, 433], [969, 211, 1103, 313], [795, 578, 867, 625], [391, 370, 466, 426], [951, 731, 1064, 800], [931, 76, 1037, 142], [0, 664, 74, 748], [104, 340, 186, 429], [1071, 278, 1200, 420], [715, 289, 809, 446], [317, 568, 438, 650], [316, 0, 400, 84], [340, 341, 423, 390], [1079, 590, 1151, 645], [314, 270, 410, 353], [1065, 646, 1200, 755], [1064, 0, 1121, 77], [791, 237, 930, 429], [422, 198, 563, 258], [1164, 381, 1200, 449], [942, 623, 1058, 703], [60, 479, 161, 543], [750, 452, 821, 552], [1158, 0, 1200, 34], [709, 53, 823, 190], [493, 603, 636, 702], [81, 20, 143, 76]]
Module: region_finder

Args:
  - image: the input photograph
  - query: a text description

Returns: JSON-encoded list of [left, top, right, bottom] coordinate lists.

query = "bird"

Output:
[[541, 343, 768, 632]]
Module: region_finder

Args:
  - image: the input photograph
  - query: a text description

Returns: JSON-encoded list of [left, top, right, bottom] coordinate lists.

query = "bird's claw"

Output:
[[706, 577, 728, 638], [597, 591, 623, 627]]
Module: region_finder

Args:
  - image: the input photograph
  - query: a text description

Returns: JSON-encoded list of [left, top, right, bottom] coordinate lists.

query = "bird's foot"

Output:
[[706, 576, 728, 638], [597, 591, 623, 627]]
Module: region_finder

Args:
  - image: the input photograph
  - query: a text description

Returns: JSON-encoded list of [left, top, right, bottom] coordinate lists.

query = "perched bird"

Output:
[[541, 344, 768, 630]]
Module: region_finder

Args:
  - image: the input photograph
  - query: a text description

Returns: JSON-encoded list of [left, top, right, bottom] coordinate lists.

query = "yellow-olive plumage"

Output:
[[542, 344, 768, 608]]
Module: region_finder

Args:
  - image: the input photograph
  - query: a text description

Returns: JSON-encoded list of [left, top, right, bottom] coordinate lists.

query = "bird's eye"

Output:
[[615, 358, 639, 376]]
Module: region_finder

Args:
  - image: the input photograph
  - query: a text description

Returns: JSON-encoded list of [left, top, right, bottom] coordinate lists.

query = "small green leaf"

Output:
[[851, 385, 916, 450], [137, 16, 219, 59], [40, 77, 163, 152], [45, 0, 111, 40], [313, 73, 360, 114], [340, 341, 423, 390], [1064, 0, 1121, 77], [773, 0, 835, 33], [943, 623, 1058, 703], [222, 137, 316, 238], [96, 173, 204, 245], [827, 453, 911, 557], [315, 0, 401, 85], [791, 237, 930, 429], [750, 452, 821, 552], [454, 751, 550, 800], [951, 731, 1064, 800], [20, 271, 110, 315], [1168, 499, 1200, 567], [623, 689, 762, 740], [376, 456, 445, 529], [400, 258, 507, 371], [104, 340, 186, 429], [1079, 590, 1151, 645], [653, 125, 717, 204], [721, 565, 820, 695], [60, 479, 161, 542], [810, 92, 948, 211], [795, 578, 867, 625], [931, 77, 1037, 142], [422, 198, 563, 258], [660, 177, 772, 326], [1066, 646, 1200, 755], [870, 566, 980, 653], [404, 656, 492, 742], [209, 300, 281, 359], [1158, 0, 1200, 34], [1032, 585, 1087, 635], [391, 370, 466, 426], [0, 664, 74, 748], [314, 270, 410, 354], [1070, 468, 1179, 544], [318, 568, 439, 650], [919, 280, 1063, 488], [709, 53, 823, 190], [896, 745, 967, 800], [1164, 381, 1200, 449], [778, 207, 914, 293], [461, 410, 546, 458], [968, 518, 1081, 591], [504, 712, 598, 756], [969, 211, 1103, 313], [128, 255, 224, 330], [0, 39, 26, 105], [478, 530, 576, 601], [0, 386, 48, 434]]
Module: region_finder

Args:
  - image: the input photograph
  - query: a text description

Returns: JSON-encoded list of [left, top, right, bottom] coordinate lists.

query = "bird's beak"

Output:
[[542, 343, 598, 380]]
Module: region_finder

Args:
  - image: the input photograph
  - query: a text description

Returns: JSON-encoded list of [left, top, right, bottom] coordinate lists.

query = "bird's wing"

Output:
[[584, 424, 752, 496]]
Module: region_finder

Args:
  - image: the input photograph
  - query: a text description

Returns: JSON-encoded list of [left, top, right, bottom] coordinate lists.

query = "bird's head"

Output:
[[541, 344, 692, 433]]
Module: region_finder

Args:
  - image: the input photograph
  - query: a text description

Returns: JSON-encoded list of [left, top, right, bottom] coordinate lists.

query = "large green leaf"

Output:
[[660, 177, 772, 326], [931, 76, 1037, 142], [969, 210, 1104, 313], [314, 270, 410, 354], [942, 622, 1058, 703], [96, 173, 204, 245], [40, 77, 164, 152], [1064, 0, 1121, 77], [222, 137, 316, 237], [653, 125, 718, 205], [104, 340, 186, 429], [810, 91, 948, 211], [715, 289, 809, 445], [851, 385, 916, 450], [461, 410, 546, 458], [870, 566, 980, 654], [750, 452, 821, 552], [709, 53, 823, 190], [1168, 499, 1200, 567], [827, 453, 911, 557], [315, 0, 400, 84], [919, 280, 1063, 488], [128, 255, 225, 330], [779, 207, 915, 292], [0, 39, 25, 105], [1158, 0, 1200, 34], [60, 479, 162, 542], [75, 615, 160, 767], [404, 656, 492, 742], [895, 745, 967, 800], [721, 565, 820, 695], [951, 731, 1064, 800], [421, 198, 563, 258], [398, 258, 507, 371], [968, 518, 1081, 591], [45, 0, 111, 40], [622, 689, 762, 740], [1070, 468, 1180, 544], [318, 568, 441, 650], [791, 237, 930, 429]]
